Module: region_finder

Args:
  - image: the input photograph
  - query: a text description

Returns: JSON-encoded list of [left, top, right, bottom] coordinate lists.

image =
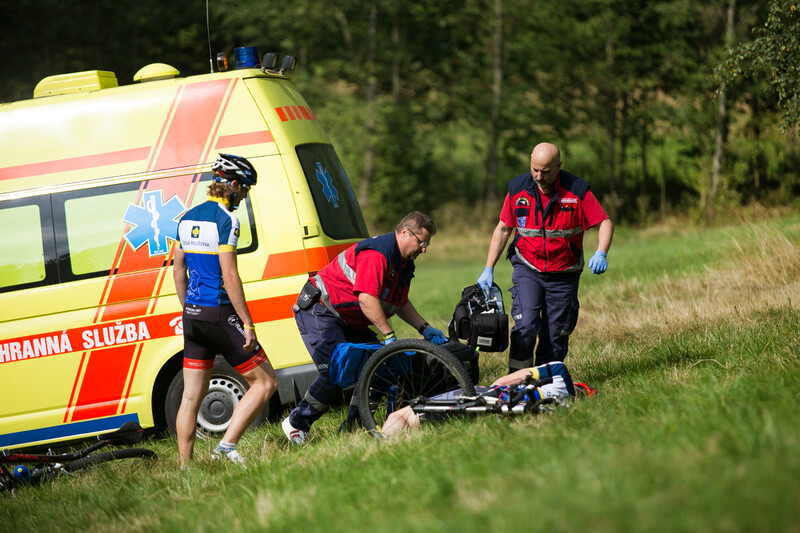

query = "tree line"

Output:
[[2, 0, 797, 230]]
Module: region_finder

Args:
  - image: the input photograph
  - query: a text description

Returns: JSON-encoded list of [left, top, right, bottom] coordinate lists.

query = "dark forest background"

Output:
[[2, 0, 798, 230]]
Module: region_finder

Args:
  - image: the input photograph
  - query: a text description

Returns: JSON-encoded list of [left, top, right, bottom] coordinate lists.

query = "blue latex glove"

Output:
[[422, 325, 447, 345], [477, 267, 494, 295], [588, 250, 608, 274]]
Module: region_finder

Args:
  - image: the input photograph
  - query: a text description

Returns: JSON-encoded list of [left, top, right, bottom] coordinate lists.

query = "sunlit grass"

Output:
[[3, 212, 799, 533]]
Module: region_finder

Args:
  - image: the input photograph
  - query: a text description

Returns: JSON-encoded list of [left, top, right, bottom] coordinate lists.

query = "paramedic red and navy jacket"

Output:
[[501, 170, 608, 272], [176, 197, 240, 306], [311, 232, 414, 328]]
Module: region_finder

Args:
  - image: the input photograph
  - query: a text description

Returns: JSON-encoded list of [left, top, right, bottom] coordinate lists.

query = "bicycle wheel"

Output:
[[357, 339, 476, 435], [64, 448, 157, 473]]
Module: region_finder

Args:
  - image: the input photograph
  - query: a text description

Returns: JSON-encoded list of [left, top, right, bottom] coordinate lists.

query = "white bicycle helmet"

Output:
[[211, 153, 257, 186]]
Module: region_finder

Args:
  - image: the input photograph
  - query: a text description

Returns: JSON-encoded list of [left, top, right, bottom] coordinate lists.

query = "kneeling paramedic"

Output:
[[282, 211, 447, 444], [173, 154, 278, 467]]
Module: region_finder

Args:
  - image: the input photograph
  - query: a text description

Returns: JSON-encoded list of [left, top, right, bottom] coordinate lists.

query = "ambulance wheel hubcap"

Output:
[[196, 377, 245, 434]]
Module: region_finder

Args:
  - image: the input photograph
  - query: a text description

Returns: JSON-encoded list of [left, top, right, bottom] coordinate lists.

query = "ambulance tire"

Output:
[[164, 356, 276, 438]]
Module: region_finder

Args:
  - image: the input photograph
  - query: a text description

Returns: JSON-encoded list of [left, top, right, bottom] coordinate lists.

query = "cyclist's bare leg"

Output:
[[220, 359, 278, 445], [176, 367, 212, 466], [383, 406, 421, 437]]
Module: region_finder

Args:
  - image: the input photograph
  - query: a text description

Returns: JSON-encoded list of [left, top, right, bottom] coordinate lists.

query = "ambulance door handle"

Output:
[[301, 223, 320, 238]]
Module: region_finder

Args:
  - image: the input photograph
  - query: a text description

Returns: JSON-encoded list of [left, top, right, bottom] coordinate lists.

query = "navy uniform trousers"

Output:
[[508, 255, 581, 371], [287, 302, 378, 432]]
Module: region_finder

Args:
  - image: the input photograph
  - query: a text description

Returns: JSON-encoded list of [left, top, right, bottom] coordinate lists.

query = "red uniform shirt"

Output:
[[500, 171, 608, 272], [314, 233, 412, 328]]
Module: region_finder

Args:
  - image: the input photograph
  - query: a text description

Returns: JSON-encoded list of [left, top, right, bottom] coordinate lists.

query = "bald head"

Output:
[[530, 142, 562, 194], [531, 142, 561, 167]]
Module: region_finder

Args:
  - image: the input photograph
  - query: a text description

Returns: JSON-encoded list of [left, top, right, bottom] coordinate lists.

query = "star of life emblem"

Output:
[[123, 190, 186, 256]]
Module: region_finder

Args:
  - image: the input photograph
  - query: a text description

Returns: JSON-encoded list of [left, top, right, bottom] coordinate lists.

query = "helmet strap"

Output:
[[226, 182, 239, 211]]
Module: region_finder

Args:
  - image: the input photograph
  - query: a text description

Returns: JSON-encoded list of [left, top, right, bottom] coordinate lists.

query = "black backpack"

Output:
[[448, 283, 509, 352]]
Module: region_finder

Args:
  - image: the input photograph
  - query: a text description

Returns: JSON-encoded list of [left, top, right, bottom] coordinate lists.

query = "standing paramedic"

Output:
[[282, 211, 448, 445], [477, 142, 614, 372], [173, 154, 278, 467]]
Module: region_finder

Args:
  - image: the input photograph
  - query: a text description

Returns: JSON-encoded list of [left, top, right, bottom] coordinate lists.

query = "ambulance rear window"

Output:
[[296, 144, 368, 240]]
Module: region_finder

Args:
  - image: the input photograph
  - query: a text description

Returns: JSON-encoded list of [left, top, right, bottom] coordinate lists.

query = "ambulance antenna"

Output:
[[206, 0, 214, 73]]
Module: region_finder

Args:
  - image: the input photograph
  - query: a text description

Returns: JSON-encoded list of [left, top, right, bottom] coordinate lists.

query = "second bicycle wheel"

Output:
[[357, 339, 476, 436], [64, 448, 157, 473]]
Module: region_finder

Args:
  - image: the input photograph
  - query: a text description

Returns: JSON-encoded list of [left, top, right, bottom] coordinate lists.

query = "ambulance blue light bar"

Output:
[[234, 46, 261, 69]]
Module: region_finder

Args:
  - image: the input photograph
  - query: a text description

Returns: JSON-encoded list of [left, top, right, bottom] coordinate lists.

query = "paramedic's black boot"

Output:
[[338, 405, 362, 433]]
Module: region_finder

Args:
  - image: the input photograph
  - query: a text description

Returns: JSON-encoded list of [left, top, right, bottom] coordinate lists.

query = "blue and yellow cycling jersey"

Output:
[[177, 197, 239, 306]]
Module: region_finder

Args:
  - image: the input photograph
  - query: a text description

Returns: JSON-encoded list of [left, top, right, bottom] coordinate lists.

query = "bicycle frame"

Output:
[[408, 376, 559, 416], [0, 421, 144, 464], [0, 421, 149, 493]]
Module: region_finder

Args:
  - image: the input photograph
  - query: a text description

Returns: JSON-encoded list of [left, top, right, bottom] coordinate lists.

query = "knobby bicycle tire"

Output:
[[64, 448, 157, 473], [356, 339, 475, 436]]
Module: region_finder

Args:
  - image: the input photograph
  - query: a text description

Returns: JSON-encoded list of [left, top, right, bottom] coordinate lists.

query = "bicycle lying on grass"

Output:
[[357, 339, 560, 437], [356, 339, 573, 437], [0, 421, 157, 494]]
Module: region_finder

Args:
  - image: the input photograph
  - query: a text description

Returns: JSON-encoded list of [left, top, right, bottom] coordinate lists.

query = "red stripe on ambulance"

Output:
[[0, 147, 151, 181], [0, 315, 178, 364], [70, 345, 138, 421], [0, 291, 303, 365], [262, 243, 352, 279], [274, 105, 317, 123], [66, 78, 237, 423], [215, 130, 274, 149]]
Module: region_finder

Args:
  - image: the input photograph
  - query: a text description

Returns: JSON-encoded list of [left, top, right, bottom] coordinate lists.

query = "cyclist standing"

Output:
[[173, 154, 278, 467]]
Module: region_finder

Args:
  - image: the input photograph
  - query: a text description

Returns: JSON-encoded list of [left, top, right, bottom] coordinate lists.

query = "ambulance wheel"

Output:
[[164, 356, 274, 438]]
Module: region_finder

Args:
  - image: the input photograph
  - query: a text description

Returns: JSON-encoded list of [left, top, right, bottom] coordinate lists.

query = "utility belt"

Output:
[[294, 278, 399, 321], [295, 281, 322, 311]]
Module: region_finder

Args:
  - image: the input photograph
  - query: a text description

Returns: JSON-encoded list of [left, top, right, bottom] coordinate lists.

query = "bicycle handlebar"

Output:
[[507, 376, 553, 408]]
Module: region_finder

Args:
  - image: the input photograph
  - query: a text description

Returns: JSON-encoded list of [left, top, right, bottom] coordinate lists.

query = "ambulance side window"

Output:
[[55, 182, 142, 280], [0, 197, 58, 292], [61, 184, 141, 276], [296, 143, 369, 240], [53, 176, 257, 284]]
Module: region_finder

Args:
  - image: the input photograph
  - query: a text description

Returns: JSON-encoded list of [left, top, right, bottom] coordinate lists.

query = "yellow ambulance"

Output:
[[0, 47, 368, 448]]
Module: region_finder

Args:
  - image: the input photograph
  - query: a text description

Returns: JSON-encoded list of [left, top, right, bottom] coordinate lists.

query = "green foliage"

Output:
[[721, 0, 800, 131], [2, 1, 800, 226]]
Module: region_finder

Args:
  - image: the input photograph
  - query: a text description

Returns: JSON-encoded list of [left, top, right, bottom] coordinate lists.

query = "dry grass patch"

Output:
[[576, 230, 800, 343]]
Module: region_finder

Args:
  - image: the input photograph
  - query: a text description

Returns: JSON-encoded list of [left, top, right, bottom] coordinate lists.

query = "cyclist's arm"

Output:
[[173, 248, 188, 308], [220, 250, 257, 351], [491, 368, 534, 387]]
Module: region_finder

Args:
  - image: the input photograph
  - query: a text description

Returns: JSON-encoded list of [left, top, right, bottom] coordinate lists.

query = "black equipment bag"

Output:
[[442, 339, 479, 384], [448, 283, 509, 353], [410, 340, 480, 393]]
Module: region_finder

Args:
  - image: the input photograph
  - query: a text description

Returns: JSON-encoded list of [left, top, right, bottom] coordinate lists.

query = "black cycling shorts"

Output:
[[182, 303, 267, 374]]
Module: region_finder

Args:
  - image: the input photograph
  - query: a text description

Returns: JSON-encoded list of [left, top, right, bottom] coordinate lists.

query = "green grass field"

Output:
[[3, 213, 800, 533]]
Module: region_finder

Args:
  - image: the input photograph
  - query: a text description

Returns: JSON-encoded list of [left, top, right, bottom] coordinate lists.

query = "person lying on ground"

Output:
[[381, 361, 594, 437]]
